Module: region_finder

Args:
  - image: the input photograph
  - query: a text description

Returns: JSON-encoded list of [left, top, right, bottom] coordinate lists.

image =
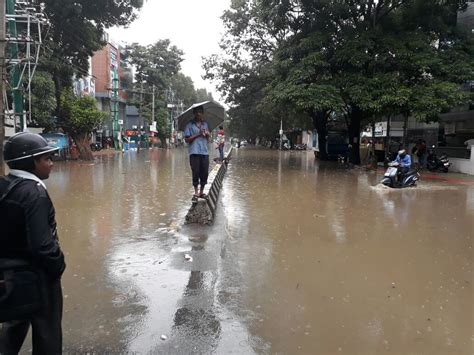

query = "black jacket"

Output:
[[0, 174, 65, 279]]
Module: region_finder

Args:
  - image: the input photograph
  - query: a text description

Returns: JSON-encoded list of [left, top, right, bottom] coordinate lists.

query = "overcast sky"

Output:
[[109, 0, 231, 101]]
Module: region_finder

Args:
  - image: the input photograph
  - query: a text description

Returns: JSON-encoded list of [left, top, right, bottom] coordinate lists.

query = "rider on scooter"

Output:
[[394, 149, 412, 183]]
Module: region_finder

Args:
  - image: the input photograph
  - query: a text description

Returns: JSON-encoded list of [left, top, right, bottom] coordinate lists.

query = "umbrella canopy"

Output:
[[177, 100, 225, 132]]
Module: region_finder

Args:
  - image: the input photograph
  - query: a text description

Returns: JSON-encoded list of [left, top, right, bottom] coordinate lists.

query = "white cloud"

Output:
[[109, 0, 231, 102]]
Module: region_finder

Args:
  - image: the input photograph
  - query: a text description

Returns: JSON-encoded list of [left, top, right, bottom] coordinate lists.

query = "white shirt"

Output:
[[9, 169, 47, 190]]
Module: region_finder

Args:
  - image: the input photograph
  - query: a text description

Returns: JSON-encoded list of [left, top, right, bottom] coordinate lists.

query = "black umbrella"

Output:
[[177, 100, 225, 132]]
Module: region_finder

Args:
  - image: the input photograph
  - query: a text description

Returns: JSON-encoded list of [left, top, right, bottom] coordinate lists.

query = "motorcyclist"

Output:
[[394, 149, 412, 183]]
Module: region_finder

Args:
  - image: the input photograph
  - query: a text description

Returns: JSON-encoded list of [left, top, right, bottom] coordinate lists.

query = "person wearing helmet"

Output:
[[0, 132, 66, 354], [394, 149, 412, 183]]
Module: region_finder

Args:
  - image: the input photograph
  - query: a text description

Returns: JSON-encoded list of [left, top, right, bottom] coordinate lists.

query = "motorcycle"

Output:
[[427, 149, 450, 173], [90, 142, 102, 151], [381, 162, 420, 188], [294, 143, 307, 150]]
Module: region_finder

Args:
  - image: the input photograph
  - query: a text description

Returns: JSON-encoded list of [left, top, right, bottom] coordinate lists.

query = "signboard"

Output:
[[118, 119, 123, 125], [444, 122, 455, 135], [374, 122, 386, 137]]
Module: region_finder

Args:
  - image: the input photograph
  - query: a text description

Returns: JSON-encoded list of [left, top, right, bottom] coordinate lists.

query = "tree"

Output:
[[171, 73, 197, 107], [28, 72, 57, 132], [38, 0, 144, 111], [125, 40, 184, 143], [195, 88, 213, 102], [261, 0, 474, 163], [59, 90, 107, 160], [203, 0, 291, 141]]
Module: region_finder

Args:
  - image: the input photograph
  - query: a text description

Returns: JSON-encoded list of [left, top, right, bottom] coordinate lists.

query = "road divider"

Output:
[[185, 147, 233, 225]]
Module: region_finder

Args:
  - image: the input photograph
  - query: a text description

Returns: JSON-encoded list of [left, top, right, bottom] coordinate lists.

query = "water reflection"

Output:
[[38, 147, 473, 355]]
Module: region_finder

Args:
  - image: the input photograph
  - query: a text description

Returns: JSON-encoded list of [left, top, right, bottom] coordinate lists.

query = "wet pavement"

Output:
[[18, 147, 474, 354]]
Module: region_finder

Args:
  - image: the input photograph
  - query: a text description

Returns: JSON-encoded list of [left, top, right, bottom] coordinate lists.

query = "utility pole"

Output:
[[0, 0, 5, 175], [151, 84, 155, 124], [6, 0, 23, 132], [111, 66, 121, 151], [137, 80, 143, 153]]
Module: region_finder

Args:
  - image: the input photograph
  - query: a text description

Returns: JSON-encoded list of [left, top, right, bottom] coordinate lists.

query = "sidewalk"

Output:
[[420, 171, 474, 185], [375, 165, 474, 185]]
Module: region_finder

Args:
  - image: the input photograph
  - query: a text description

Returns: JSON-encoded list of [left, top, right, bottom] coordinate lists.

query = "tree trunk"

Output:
[[310, 110, 328, 160], [402, 112, 409, 148], [384, 116, 391, 167], [348, 106, 362, 165], [370, 120, 377, 168], [53, 72, 62, 119], [73, 133, 94, 160]]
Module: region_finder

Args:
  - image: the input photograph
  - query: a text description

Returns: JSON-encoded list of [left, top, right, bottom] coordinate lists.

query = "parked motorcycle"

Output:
[[427, 148, 450, 173], [381, 162, 420, 188], [294, 143, 307, 150], [90, 142, 102, 151]]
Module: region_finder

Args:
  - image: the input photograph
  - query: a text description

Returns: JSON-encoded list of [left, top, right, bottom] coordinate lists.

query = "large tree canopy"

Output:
[[205, 0, 474, 162], [59, 89, 107, 160], [123, 40, 214, 143], [37, 0, 144, 111]]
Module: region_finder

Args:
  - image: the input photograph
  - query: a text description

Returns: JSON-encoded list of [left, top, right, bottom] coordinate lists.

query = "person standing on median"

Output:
[[0, 132, 66, 354], [217, 125, 225, 162], [184, 105, 210, 200]]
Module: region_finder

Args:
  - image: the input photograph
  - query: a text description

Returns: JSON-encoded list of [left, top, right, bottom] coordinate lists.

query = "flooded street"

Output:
[[30, 147, 473, 354]]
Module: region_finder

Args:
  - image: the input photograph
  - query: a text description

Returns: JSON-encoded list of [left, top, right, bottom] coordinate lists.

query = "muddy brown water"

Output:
[[13, 147, 474, 354]]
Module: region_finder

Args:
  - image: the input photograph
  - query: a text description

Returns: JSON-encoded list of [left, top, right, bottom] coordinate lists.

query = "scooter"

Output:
[[381, 162, 420, 188], [427, 149, 450, 173], [90, 142, 102, 151], [294, 143, 307, 150], [282, 141, 291, 150]]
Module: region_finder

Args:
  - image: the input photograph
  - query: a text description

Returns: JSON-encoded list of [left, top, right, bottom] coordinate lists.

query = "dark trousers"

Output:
[[0, 279, 63, 355], [190, 154, 209, 188]]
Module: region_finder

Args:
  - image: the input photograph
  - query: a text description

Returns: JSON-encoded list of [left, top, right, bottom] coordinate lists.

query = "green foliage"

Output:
[[60, 90, 107, 135], [36, 0, 144, 116], [195, 89, 213, 102], [123, 40, 214, 137], [170, 73, 197, 107], [125, 40, 183, 91], [29, 72, 57, 132], [207, 0, 474, 145]]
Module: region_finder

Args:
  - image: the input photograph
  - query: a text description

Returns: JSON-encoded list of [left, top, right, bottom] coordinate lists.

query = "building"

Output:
[[91, 35, 127, 145]]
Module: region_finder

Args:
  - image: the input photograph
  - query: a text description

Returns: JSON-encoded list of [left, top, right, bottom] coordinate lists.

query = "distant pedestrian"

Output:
[[417, 140, 427, 168], [184, 105, 210, 200], [0, 132, 66, 354], [217, 125, 225, 161]]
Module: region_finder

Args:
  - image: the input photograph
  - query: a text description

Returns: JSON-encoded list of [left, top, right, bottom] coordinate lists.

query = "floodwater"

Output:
[[20, 147, 474, 354]]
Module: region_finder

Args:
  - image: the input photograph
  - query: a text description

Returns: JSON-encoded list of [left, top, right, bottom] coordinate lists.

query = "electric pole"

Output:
[[0, 0, 6, 175], [152, 84, 155, 125]]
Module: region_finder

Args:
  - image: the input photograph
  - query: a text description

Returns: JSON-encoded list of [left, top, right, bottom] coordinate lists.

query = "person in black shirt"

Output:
[[0, 132, 66, 354]]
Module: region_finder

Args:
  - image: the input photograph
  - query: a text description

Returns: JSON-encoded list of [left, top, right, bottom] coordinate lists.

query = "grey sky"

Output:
[[109, 0, 231, 101]]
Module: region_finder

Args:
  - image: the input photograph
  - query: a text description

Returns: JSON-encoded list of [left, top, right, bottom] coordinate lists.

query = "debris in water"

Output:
[[160, 334, 167, 341], [391, 282, 396, 288], [184, 253, 193, 262]]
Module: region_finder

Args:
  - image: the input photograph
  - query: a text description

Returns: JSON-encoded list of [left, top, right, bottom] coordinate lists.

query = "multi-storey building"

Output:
[[90, 35, 127, 145]]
